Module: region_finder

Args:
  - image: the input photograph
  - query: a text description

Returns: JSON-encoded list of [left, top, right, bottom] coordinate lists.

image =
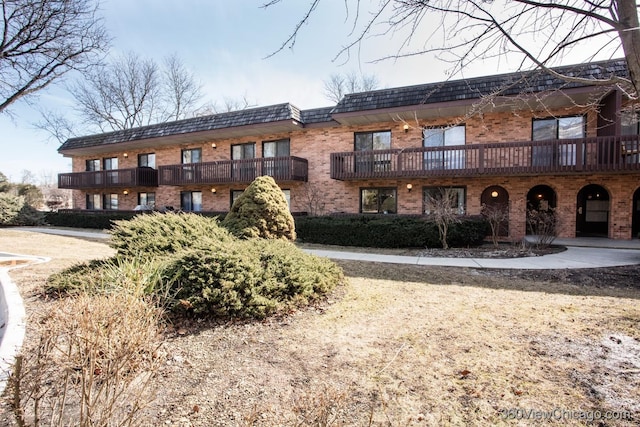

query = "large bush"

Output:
[[50, 212, 344, 319], [295, 215, 489, 248], [168, 240, 343, 318], [0, 193, 45, 226], [223, 176, 296, 240], [110, 212, 233, 257]]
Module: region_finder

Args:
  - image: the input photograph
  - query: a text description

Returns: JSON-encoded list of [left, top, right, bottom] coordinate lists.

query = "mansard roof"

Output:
[[59, 59, 629, 154]]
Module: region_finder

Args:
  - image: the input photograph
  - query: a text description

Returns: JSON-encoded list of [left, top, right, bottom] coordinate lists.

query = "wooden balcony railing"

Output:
[[330, 135, 640, 180], [158, 156, 308, 185], [58, 167, 159, 189]]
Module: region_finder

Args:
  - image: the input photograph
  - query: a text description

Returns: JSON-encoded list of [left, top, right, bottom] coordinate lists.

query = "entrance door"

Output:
[[633, 188, 640, 238], [576, 184, 609, 237]]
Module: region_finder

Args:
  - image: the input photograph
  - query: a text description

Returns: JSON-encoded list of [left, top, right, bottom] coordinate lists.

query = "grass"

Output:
[[0, 229, 639, 426]]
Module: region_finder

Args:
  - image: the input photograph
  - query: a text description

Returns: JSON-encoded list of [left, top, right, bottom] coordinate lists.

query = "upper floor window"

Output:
[[532, 116, 584, 167], [232, 142, 256, 159], [361, 187, 397, 214], [423, 125, 466, 170], [182, 148, 202, 164], [532, 116, 585, 140], [103, 157, 118, 170], [263, 139, 290, 157], [138, 153, 156, 168], [355, 131, 391, 151], [621, 111, 640, 135], [86, 159, 100, 171]]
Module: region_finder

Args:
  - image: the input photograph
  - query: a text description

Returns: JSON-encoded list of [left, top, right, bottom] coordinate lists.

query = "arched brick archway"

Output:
[[633, 187, 640, 239], [576, 184, 610, 237], [481, 185, 509, 236]]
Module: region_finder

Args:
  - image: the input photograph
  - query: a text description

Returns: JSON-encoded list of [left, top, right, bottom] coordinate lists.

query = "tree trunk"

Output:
[[617, 0, 640, 98]]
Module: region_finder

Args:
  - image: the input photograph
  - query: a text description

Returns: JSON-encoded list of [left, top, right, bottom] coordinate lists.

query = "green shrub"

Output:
[[295, 215, 489, 248], [109, 212, 233, 257], [223, 176, 296, 240], [0, 193, 45, 226], [167, 240, 343, 318], [47, 256, 176, 305]]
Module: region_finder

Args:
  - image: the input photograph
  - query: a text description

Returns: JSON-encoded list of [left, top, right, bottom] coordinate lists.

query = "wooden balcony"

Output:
[[158, 156, 308, 185], [58, 167, 159, 189], [330, 135, 640, 180]]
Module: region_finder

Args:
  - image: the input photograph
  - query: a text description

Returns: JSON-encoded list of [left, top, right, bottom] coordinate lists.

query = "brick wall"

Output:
[[65, 107, 640, 239]]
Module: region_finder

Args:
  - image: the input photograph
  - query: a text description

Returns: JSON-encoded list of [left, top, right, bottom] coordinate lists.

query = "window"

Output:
[[282, 189, 291, 209], [86, 159, 100, 171], [103, 157, 119, 185], [86, 194, 101, 209], [263, 139, 290, 178], [231, 190, 244, 208], [360, 188, 397, 214], [263, 139, 290, 157], [138, 192, 156, 208], [232, 143, 256, 180], [622, 110, 640, 135], [354, 131, 392, 173], [532, 116, 585, 166], [423, 187, 466, 215], [103, 193, 118, 210], [138, 153, 156, 168], [423, 125, 466, 170], [181, 191, 202, 212], [181, 148, 202, 181], [182, 148, 202, 164]]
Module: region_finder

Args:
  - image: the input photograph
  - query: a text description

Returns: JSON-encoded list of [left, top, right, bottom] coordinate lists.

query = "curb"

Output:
[[0, 254, 50, 396]]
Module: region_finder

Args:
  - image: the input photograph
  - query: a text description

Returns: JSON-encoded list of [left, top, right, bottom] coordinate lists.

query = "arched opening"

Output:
[[633, 187, 640, 239], [576, 184, 610, 237], [481, 185, 509, 237], [526, 185, 557, 235]]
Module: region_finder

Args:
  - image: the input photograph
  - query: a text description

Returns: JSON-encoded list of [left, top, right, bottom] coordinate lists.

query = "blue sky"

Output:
[[0, 0, 598, 183]]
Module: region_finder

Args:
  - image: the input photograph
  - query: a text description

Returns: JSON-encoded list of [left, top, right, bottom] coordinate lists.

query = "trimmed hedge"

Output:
[[295, 215, 490, 248]]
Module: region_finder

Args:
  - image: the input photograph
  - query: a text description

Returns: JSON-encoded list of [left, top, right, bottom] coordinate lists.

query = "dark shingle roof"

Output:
[[59, 103, 303, 152], [300, 106, 336, 124], [331, 59, 629, 114]]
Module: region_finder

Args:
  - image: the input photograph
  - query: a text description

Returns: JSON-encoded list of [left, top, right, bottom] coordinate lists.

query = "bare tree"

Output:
[[481, 202, 509, 248], [264, 0, 640, 98], [0, 0, 109, 114], [38, 52, 206, 139], [323, 71, 380, 103], [162, 53, 204, 121], [424, 187, 461, 249], [297, 182, 327, 216]]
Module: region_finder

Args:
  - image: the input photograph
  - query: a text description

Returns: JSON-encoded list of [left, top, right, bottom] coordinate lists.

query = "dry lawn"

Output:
[[0, 229, 639, 426]]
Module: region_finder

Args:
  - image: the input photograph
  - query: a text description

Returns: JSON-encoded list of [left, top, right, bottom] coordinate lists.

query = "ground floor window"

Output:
[[361, 188, 397, 214], [86, 194, 101, 210], [181, 191, 202, 212], [103, 194, 118, 210], [138, 192, 156, 209], [423, 187, 465, 215]]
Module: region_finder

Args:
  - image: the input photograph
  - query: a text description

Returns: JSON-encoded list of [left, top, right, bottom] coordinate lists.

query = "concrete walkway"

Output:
[[9, 226, 640, 269]]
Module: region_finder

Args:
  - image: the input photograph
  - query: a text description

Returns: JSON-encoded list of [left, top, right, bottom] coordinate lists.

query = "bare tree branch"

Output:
[[0, 0, 109, 114]]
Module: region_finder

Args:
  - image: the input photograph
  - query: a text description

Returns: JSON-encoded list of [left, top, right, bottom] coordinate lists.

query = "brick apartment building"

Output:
[[58, 59, 640, 240]]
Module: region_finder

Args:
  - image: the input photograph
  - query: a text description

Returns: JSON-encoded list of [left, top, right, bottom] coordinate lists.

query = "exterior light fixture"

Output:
[[491, 191, 499, 198], [123, 190, 129, 195], [537, 194, 544, 199], [403, 123, 409, 133], [211, 188, 217, 193], [123, 152, 128, 158], [406, 183, 413, 192], [211, 143, 217, 149]]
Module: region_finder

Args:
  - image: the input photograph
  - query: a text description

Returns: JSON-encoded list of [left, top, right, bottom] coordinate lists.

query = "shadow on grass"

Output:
[[335, 259, 640, 300]]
